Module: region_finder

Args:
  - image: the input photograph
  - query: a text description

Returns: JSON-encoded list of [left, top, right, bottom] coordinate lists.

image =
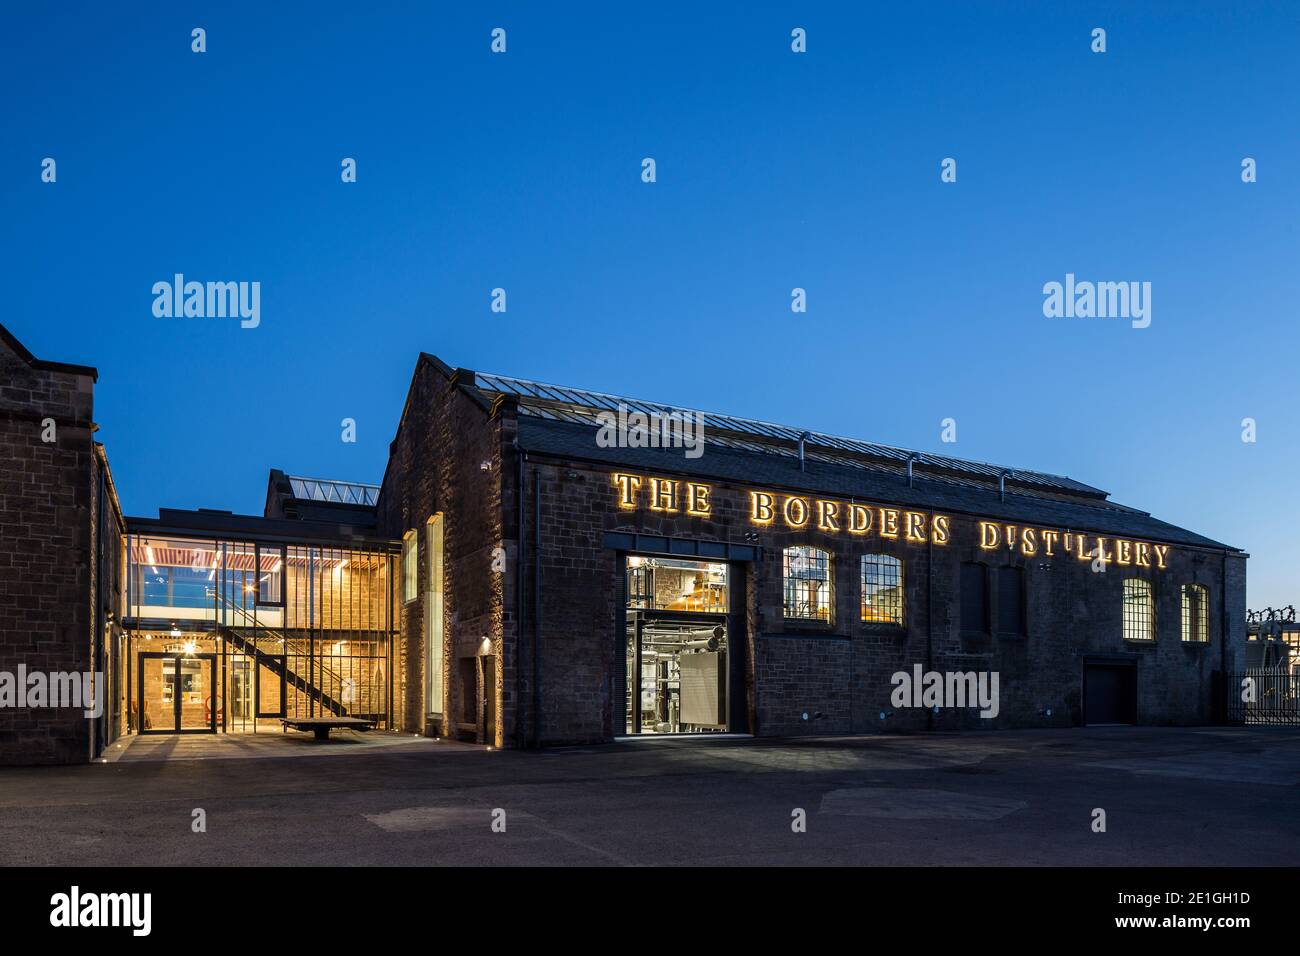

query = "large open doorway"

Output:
[[625, 613, 729, 734], [623, 554, 731, 735]]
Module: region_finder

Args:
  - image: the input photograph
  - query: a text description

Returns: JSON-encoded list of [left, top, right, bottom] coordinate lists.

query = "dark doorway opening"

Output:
[[1084, 662, 1138, 725], [481, 655, 497, 744]]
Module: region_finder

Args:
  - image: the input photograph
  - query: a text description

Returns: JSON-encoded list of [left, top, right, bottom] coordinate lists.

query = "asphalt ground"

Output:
[[0, 726, 1295, 866]]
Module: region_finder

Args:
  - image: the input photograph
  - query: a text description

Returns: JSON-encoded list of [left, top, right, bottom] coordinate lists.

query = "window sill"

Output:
[[1181, 641, 1210, 648], [1122, 639, 1157, 646], [780, 620, 836, 634]]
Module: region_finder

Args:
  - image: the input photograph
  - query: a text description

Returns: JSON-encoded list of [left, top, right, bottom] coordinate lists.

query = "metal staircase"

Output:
[[216, 594, 351, 718], [219, 626, 350, 717]]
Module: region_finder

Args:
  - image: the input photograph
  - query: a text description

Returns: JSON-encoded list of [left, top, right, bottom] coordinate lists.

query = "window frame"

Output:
[[253, 543, 285, 608], [401, 529, 419, 605], [425, 514, 446, 715], [960, 561, 989, 636], [860, 553, 904, 627], [1181, 583, 1209, 644], [995, 565, 1026, 638], [782, 545, 834, 624], [1122, 577, 1156, 642]]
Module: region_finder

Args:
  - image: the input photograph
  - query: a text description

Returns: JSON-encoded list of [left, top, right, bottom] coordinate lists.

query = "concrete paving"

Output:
[[0, 726, 1296, 866], [104, 729, 468, 763]]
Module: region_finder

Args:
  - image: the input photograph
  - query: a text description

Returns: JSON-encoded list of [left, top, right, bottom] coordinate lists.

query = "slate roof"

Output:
[[508, 413, 1237, 553], [476, 371, 1108, 499]]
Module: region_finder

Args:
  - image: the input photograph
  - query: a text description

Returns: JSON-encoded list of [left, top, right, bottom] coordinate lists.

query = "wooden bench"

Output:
[[280, 716, 375, 740]]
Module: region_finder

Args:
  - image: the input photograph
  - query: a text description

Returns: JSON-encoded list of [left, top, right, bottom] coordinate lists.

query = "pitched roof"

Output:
[[0, 321, 98, 380], [448, 369, 1235, 552], [512, 416, 1236, 551], [474, 371, 1108, 499]]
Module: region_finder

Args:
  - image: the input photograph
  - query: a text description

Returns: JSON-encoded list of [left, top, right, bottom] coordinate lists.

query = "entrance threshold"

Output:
[[614, 733, 753, 744]]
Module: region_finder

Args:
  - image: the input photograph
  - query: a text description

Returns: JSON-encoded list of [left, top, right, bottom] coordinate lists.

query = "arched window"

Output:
[[860, 554, 904, 625], [783, 546, 832, 622], [1181, 584, 1209, 643], [1123, 578, 1155, 641]]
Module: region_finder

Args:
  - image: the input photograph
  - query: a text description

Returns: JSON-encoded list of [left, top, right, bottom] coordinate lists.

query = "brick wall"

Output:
[[0, 336, 100, 764], [379, 360, 515, 746], [377, 370, 1247, 747], [89, 444, 125, 751], [520, 460, 1246, 744]]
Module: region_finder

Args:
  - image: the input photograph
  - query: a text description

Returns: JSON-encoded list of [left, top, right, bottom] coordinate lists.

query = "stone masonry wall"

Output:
[[379, 361, 513, 746], [0, 338, 98, 764], [523, 457, 1245, 744]]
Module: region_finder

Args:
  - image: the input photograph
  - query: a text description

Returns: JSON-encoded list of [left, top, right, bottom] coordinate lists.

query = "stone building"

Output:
[[0, 327, 1250, 762], [379, 355, 1247, 746], [0, 324, 124, 764]]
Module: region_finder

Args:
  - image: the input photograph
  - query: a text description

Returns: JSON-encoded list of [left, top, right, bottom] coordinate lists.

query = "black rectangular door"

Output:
[[480, 655, 496, 744], [138, 653, 218, 734], [1084, 664, 1137, 725]]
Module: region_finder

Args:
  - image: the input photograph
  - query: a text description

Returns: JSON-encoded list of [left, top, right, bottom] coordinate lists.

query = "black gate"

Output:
[[1225, 672, 1300, 725]]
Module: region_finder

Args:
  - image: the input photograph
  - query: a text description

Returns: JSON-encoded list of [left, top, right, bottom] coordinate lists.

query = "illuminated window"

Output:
[[402, 530, 418, 604], [255, 544, 284, 607], [783, 546, 832, 622], [1181, 584, 1208, 643], [425, 515, 445, 714], [860, 554, 903, 625], [625, 556, 727, 613], [1123, 578, 1155, 641]]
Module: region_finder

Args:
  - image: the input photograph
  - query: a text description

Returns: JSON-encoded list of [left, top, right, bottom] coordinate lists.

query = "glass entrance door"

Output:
[[229, 656, 253, 729], [137, 652, 217, 734]]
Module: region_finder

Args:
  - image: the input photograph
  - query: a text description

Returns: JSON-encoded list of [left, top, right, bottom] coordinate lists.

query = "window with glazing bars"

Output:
[[255, 543, 285, 606], [1123, 578, 1155, 641], [1181, 584, 1209, 643], [860, 554, 903, 625], [784, 546, 832, 622]]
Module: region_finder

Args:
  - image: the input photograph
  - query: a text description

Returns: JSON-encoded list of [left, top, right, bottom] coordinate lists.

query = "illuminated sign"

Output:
[[977, 521, 1168, 569], [611, 473, 1171, 569], [614, 473, 949, 543]]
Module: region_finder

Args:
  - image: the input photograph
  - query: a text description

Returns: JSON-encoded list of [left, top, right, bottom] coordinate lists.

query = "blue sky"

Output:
[[3, 2, 1297, 609]]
